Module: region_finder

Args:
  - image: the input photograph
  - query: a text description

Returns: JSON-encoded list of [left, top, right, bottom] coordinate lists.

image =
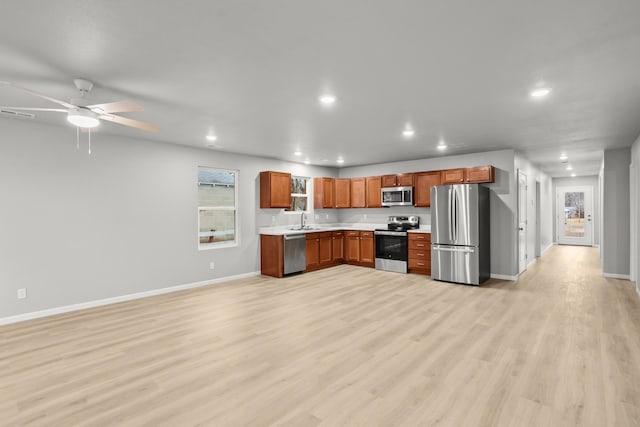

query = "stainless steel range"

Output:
[[374, 216, 419, 273]]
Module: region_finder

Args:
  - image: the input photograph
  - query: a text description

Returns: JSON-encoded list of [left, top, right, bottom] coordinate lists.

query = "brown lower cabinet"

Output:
[[306, 232, 340, 272], [408, 232, 431, 275], [332, 232, 344, 262], [260, 230, 420, 277], [344, 231, 374, 267], [260, 235, 284, 277]]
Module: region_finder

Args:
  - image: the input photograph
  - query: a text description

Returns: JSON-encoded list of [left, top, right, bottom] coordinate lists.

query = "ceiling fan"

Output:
[[0, 78, 159, 132]]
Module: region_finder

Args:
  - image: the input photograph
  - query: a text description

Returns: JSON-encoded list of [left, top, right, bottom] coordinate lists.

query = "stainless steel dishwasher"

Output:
[[283, 234, 306, 275]]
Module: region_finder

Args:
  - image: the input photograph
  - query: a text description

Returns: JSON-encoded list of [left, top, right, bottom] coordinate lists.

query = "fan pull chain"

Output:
[[88, 128, 91, 155], [76, 127, 80, 150]]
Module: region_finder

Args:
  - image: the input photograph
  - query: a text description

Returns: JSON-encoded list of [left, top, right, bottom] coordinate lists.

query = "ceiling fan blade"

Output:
[[1, 81, 75, 109], [99, 114, 159, 132], [87, 100, 142, 114], [0, 106, 67, 112]]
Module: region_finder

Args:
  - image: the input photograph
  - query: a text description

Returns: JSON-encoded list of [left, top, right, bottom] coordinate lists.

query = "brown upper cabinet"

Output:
[[397, 173, 414, 186], [335, 179, 351, 208], [350, 178, 366, 208], [381, 174, 397, 187], [465, 165, 495, 183], [381, 173, 414, 187], [366, 176, 382, 208], [260, 171, 291, 208], [314, 177, 335, 208], [441, 166, 495, 184], [440, 168, 466, 184], [414, 171, 441, 207]]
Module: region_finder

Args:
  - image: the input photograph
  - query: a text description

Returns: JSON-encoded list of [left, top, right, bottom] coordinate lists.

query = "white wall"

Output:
[[514, 154, 554, 267], [552, 175, 601, 246], [0, 118, 338, 318], [601, 148, 631, 278], [338, 149, 519, 278]]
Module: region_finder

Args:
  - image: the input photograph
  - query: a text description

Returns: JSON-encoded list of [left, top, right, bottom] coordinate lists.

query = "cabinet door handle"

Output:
[[417, 243, 425, 247], [417, 262, 425, 266]]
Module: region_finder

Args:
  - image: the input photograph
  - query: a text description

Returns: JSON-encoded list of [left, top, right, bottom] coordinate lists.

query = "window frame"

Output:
[[197, 166, 239, 250]]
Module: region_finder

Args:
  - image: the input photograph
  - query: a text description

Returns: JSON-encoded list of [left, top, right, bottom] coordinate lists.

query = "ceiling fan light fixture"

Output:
[[67, 109, 100, 128]]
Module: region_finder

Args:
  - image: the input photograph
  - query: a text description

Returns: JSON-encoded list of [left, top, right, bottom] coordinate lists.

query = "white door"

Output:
[[557, 186, 593, 246], [518, 171, 527, 274]]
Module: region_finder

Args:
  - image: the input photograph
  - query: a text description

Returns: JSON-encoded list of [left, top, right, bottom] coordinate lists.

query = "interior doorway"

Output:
[[518, 171, 527, 274], [556, 186, 593, 246]]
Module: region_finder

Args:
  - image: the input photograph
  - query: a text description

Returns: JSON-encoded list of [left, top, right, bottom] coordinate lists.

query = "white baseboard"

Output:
[[637, 282, 640, 297], [541, 243, 554, 256], [0, 271, 261, 326], [490, 273, 519, 281], [603, 272, 631, 280], [593, 244, 600, 248], [527, 258, 537, 269]]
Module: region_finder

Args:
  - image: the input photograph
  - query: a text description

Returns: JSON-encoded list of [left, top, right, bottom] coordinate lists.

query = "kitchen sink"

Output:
[[288, 225, 320, 231]]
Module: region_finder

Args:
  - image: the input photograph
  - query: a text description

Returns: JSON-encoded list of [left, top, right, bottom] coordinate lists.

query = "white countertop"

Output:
[[259, 223, 431, 236]]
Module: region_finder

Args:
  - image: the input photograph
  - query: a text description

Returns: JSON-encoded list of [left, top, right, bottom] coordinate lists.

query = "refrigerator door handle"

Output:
[[448, 187, 453, 242], [432, 245, 475, 253], [453, 188, 458, 242]]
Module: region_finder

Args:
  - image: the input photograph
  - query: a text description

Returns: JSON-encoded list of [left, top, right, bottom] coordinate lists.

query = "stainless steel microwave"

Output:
[[381, 186, 413, 207]]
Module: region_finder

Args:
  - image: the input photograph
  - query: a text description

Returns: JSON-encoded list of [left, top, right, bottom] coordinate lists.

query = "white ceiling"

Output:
[[1, 1, 639, 177]]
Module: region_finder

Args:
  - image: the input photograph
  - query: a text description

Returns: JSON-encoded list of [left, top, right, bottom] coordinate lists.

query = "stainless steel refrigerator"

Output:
[[430, 184, 490, 285]]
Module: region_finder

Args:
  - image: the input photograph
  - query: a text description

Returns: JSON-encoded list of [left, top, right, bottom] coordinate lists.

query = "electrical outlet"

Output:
[[17, 288, 27, 299], [315, 214, 319, 220], [209, 262, 215, 270], [325, 214, 329, 219], [271, 215, 276, 223], [363, 214, 367, 220]]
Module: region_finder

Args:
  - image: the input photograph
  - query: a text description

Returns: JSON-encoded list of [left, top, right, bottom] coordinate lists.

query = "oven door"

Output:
[[375, 232, 408, 261]]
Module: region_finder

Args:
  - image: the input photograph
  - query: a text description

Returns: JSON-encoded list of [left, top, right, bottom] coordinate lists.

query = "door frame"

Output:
[[535, 181, 541, 257], [556, 185, 594, 246]]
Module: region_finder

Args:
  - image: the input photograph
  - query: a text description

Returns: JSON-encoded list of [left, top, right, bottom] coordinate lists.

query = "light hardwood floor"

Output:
[[1, 245, 639, 426]]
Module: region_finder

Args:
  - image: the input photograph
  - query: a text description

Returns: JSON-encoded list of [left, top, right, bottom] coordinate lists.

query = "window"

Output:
[[290, 176, 309, 212], [198, 167, 238, 249]]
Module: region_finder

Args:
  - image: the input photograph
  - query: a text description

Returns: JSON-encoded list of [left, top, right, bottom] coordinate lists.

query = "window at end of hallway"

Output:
[[198, 167, 238, 250]]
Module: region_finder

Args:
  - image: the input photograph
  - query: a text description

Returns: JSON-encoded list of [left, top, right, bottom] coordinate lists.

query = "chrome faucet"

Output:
[[301, 212, 306, 229]]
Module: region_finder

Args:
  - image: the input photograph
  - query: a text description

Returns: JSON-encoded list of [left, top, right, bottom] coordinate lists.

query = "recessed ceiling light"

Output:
[[559, 153, 568, 162], [337, 158, 345, 164], [571, 173, 576, 177], [402, 128, 415, 138], [437, 141, 447, 151], [206, 134, 217, 142], [319, 94, 337, 106], [304, 160, 310, 165], [530, 87, 552, 98], [566, 165, 573, 171], [294, 150, 302, 156]]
